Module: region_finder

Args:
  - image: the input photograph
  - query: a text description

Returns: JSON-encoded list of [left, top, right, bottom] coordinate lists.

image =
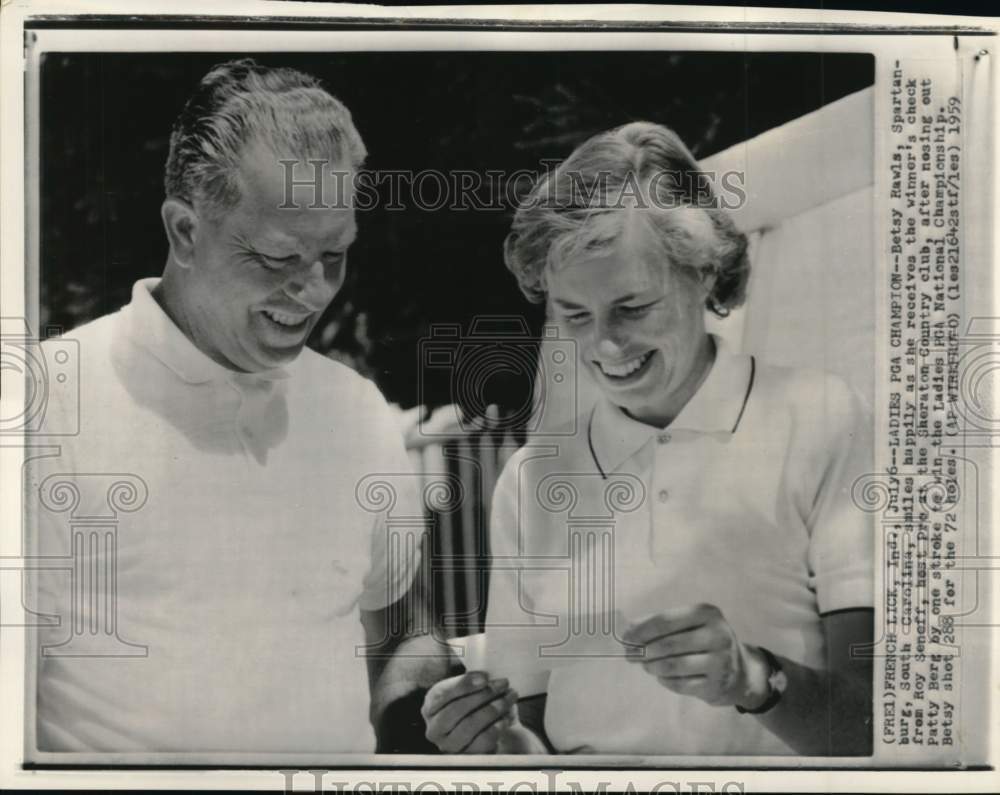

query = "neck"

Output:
[[152, 262, 209, 364]]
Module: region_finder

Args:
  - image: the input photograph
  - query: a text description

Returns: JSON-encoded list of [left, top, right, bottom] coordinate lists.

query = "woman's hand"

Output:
[[621, 603, 768, 709], [624, 607, 875, 754], [421, 671, 519, 753]]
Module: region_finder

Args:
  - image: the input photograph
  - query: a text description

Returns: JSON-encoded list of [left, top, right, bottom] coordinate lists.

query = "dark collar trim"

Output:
[[587, 354, 756, 477], [730, 355, 756, 434], [587, 404, 608, 481]]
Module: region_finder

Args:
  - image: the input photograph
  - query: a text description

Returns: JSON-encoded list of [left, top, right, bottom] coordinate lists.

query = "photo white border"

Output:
[[1, 1, 997, 790]]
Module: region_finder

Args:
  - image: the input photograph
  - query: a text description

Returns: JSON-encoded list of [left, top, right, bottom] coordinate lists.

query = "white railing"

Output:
[[397, 404, 524, 635]]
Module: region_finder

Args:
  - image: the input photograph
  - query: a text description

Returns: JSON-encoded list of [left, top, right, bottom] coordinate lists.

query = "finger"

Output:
[[631, 626, 724, 663], [656, 673, 709, 696], [428, 679, 511, 740], [422, 672, 498, 718], [461, 723, 502, 754], [622, 604, 719, 645], [427, 686, 505, 751], [433, 686, 515, 748], [451, 689, 519, 753], [643, 651, 714, 679]]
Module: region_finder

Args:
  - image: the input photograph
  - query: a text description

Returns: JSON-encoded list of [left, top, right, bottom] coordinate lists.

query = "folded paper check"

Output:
[[452, 610, 634, 697]]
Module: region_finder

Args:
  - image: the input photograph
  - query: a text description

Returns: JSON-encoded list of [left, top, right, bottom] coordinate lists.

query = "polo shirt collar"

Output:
[[590, 334, 754, 473], [124, 277, 290, 385]]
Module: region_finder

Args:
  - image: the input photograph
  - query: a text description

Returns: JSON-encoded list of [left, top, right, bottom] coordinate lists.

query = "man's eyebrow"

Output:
[[310, 222, 359, 254], [552, 298, 587, 310], [237, 225, 357, 255], [333, 225, 358, 249], [233, 230, 293, 252]]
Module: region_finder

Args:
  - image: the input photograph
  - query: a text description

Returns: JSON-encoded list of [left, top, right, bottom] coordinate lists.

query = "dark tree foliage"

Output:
[[40, 51, 873, 410]]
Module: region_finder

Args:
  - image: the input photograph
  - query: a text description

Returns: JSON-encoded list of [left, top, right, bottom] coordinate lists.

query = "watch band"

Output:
[[735, 646, 787, 715]]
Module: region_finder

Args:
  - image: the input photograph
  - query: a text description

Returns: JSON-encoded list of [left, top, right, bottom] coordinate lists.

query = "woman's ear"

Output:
[[161, 197, 200, 269], [698, 265, 718, 298]]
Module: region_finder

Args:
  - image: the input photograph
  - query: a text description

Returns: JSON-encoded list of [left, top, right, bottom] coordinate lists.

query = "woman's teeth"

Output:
[[598, 351, 652, 378], [263, 309, 308, 327]]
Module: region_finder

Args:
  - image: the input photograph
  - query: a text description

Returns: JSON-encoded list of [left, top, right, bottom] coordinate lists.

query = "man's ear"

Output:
[[161, 197, 200, 269]]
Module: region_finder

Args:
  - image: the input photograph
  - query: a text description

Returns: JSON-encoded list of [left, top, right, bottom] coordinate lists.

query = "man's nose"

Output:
[[287, 259, 338, 309]]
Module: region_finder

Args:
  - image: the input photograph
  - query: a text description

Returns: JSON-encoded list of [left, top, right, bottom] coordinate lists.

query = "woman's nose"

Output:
[[597, 338, 625, 358], [594, 317, 627, 354]]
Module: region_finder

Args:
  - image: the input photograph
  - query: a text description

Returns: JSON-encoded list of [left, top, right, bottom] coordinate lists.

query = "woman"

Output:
[[421, 122, 873, 756]]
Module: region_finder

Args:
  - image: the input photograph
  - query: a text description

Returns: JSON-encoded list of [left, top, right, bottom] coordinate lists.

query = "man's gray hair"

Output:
[[164, 58, 367, 218]]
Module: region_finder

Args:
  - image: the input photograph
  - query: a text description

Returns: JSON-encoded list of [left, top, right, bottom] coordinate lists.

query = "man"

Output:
[[30, 59, 441, 754]]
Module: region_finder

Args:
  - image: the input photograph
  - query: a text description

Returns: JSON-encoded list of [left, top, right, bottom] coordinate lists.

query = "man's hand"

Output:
[[621, 603, 767, 709], [421, 671, 519, 753]]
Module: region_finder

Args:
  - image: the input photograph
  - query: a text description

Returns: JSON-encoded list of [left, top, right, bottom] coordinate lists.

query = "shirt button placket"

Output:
[[651, 431, 672, 559], [229, 378, 254, 462]]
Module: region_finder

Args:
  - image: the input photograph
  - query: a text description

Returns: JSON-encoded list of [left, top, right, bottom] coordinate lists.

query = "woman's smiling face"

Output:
[[547, 225, 716, 427]]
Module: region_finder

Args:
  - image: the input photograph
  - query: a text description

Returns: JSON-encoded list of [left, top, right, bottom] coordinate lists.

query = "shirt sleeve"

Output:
[[358, 384, 425, 612], [805, 373, 876, 614]]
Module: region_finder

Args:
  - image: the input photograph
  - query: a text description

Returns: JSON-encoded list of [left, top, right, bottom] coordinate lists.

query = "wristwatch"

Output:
[[735, 646, 788, 715]]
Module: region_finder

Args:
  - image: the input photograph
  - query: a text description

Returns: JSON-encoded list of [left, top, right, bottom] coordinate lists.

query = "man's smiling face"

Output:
[[182, 144, 357, 373]]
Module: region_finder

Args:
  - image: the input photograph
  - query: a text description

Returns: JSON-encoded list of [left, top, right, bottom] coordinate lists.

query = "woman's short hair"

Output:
[[503, 122, 750, 317], [164, 58, 367, 219]]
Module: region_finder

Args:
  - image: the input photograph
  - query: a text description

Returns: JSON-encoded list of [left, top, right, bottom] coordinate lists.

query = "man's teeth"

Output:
[[263, 309, 308, 327], [599, 352, 651, 378]]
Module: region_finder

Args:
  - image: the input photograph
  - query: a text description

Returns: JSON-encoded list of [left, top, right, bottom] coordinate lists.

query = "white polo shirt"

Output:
[[486, 337, 874, 755], [30, 278, 422, 753]]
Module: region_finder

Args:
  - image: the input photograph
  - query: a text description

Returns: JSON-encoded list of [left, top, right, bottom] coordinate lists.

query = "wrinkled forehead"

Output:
[[232, 142, 358, 243], [243, 145, 354, 206], [248, 213, 358, 251]]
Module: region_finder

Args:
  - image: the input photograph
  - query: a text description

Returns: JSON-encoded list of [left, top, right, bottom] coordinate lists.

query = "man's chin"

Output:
[[261, 345, 305, 369], [240, 340, 307, 372]]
